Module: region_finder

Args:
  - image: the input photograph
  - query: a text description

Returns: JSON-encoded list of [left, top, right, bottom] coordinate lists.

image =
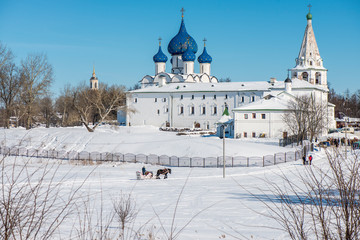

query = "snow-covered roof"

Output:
[[131, 78, 327, 94], [270, 78, 328, 92], [233, 94, 291, 112], [132, 82, 270, 93], [216, 114, 233, 125]]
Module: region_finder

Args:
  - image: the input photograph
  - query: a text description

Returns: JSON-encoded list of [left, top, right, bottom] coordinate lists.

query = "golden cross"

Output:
[[307, 4, 312, 12], [158, 37, 162, 46], [181, 7, 185, 18], [203, 38, 207, 47]]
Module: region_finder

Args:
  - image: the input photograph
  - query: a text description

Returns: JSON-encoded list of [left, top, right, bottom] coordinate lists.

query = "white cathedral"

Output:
[[124, 8, 336, 138]]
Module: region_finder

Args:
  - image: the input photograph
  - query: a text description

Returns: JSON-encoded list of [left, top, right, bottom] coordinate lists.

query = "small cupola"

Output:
[[198, 38, 212, 64], [285, 74, 292, 93], [153, 38, 167, 75], [182, 43, 196, 62], [153, 38, 168, 63]]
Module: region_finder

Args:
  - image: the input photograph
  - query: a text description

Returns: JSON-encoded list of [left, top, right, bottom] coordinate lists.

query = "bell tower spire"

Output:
[[290, 7, 327, 86], [90, 65, 99, 90]]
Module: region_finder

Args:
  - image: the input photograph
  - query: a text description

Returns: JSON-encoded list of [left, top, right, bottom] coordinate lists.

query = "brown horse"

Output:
[[156, 168, 172, 179]]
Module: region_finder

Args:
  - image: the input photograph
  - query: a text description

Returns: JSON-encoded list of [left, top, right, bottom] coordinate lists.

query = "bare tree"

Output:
[[19, 54, 53, 129], [283, 95, 327, 143], [0, 44, 21, 128], [56, 84, 79, 127], [238, 149, 360, 240], [0, 154, 92, 240], [113, 192, 138, 240], [71, 82, 126, 132], [219, 77, 231, 82], [38, 96, 57, 128]]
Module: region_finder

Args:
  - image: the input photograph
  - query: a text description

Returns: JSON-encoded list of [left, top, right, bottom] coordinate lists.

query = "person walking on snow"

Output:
[[302, 155, 306, 165], [309, 155, 313, 165]]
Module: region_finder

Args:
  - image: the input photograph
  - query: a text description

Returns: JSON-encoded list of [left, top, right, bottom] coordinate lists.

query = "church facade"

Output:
[[125, 9, 336, 137]]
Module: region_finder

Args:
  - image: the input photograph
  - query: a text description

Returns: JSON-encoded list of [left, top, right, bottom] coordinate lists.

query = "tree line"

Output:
[[329, 87, 360, 118], [0, 42, 127, 132]]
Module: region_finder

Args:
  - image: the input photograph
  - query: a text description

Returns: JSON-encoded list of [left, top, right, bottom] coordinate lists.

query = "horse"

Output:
[[156, 168, 172, 179]]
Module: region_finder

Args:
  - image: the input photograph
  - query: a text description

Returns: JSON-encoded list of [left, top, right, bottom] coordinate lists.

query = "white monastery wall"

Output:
[[234, 111, 286, 139]]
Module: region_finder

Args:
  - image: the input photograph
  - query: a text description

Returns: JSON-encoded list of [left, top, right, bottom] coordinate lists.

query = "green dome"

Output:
[[306, 12, 312, 20]]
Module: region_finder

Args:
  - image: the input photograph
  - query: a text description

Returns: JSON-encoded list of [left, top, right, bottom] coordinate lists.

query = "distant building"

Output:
[[90, 66, 99, 90]]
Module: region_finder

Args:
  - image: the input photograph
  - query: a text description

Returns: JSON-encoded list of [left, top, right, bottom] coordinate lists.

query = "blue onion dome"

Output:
[[182, 45, 196, 61], [167, 18, 198, 55], [198, 46, 212, 63], [153, 46, 168, 63]]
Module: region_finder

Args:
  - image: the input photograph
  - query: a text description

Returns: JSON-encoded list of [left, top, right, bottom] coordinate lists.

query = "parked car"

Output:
[[328, 129, 339, 134], [341, 127, 355, 134]]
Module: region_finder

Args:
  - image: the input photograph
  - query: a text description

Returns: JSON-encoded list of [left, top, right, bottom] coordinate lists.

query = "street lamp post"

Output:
[[223, 125, 226, 178]]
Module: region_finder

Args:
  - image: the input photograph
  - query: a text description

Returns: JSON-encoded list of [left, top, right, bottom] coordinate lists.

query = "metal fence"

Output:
[[0, 143, 309, 168]]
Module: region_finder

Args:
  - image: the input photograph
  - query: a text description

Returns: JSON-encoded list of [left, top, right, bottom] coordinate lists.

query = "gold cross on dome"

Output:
[[158, 37, 162, 46], [307, 4, 312, 12], [203, 38, 207, 47], [181, 8, 185, 18]]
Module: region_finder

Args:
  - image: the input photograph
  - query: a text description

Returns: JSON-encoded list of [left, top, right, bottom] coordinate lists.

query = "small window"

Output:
[[251, 96, 255, 102], [252, 132, 256, 138], [252, 113, 256, 119], [244, 132, 247, 138], [244, 114, 248, 119], [180, 95, 183, 100], [202, 106, 206, 115], [154, 98, 157, 102], [157, 109, 160, 115], [191, 95, 194, 100], [241, 96, 244, 102], [165, 108, 168, 113], [310, 61, 313, 66], [213, 107, 217, 115], [261, 114, 266, 119], [191, 106, 195, 115], [180, 106, 184, 114], [202, 95, 205, 100], [134, 98, 137, 103], [214, 95, 216, 100], [163, 98, 166, 102], [225, 94, 228, 99]]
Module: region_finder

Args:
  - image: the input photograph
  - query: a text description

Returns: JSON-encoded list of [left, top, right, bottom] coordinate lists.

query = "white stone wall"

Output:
[[234, 111, 286, 139], [127, 91, 264, 129], [200, 63, 211, 75]]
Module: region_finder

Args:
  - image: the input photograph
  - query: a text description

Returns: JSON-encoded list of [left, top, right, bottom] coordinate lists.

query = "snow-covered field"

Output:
[[0, 125, 293, 158], [0, 126, 338, 239]]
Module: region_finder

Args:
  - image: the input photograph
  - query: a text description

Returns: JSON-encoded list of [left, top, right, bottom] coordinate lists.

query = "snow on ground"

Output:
[[0, 125, 294, 157], [2, 151, 330, 239], [1, 125, 339, 239]]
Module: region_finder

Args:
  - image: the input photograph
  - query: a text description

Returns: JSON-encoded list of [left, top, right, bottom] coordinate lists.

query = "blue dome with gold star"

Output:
[[182, 45, 196, 61], [153, 46, 168, 63], [198, 47, 212, 63], [168, 18, 198, 56]]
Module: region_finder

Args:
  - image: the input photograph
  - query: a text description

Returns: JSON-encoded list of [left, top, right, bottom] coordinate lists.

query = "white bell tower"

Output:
[[290, 5, 327, 87]]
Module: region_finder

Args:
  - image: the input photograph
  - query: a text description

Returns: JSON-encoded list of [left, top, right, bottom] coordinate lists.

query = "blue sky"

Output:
[[0, 0, 359, 97]]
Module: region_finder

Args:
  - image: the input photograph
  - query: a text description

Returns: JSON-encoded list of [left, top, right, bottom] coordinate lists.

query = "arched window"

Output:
[[315, 72, 321, 84], [302, 72, 308, 81], [179, 105, 184, 115]]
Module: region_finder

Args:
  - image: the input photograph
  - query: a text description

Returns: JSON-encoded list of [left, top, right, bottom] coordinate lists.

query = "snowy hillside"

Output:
[[0, 125, 294, 158]]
